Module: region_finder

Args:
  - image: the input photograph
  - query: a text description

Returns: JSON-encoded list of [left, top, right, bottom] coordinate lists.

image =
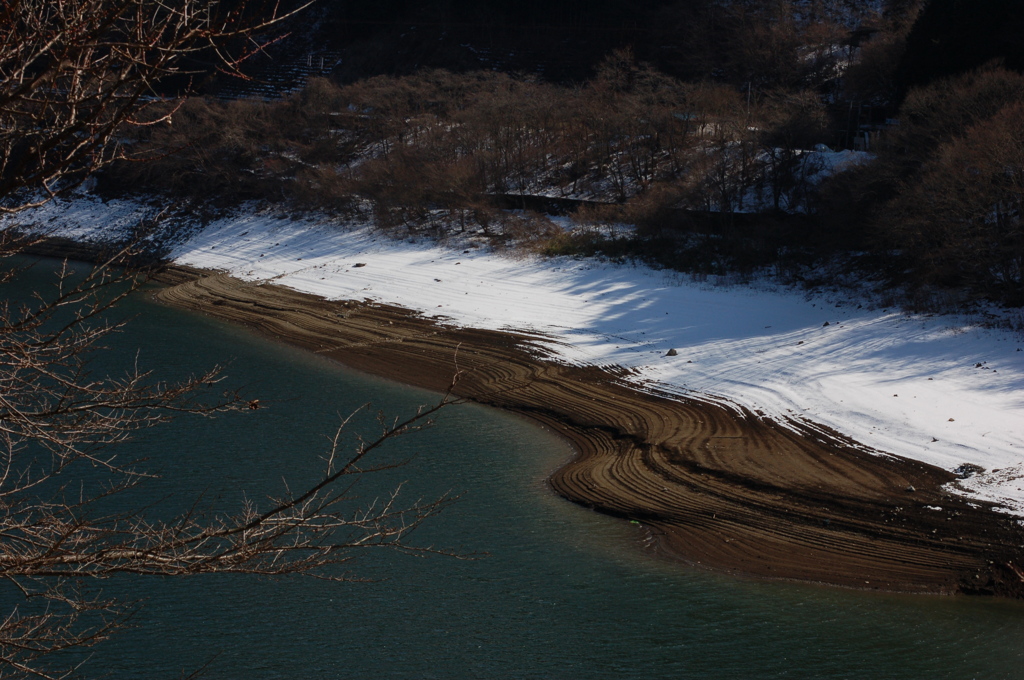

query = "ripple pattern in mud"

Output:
[[156, 270, 1024, 597]]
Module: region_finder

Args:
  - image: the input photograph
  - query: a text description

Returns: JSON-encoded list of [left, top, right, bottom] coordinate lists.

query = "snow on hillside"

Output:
[[7, 196, 1024, 515]]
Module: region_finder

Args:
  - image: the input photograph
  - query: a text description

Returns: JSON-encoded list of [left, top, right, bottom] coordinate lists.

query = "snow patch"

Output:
[[7, 196, 1024, 516]]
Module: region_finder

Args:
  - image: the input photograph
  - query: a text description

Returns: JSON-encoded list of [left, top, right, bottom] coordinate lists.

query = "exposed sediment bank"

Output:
[[154, 267, 1024, 597]]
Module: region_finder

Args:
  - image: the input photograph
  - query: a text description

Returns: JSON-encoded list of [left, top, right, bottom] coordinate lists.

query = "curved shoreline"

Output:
[[149, 265, 1024, 598]]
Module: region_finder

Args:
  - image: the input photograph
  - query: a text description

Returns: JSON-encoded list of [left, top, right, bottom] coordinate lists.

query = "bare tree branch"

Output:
[[0, 242, 464, 675], [0, 0, 311, 215], [0, 2, 465, 677]]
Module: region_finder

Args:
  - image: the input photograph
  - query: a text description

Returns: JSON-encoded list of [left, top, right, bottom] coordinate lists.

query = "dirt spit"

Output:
[[156, 268, 1024, 598]]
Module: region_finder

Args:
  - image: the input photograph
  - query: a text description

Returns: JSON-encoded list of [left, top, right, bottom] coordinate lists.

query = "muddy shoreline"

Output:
[[16, 239, 1024, 596], [142, 264, 1024, 598]]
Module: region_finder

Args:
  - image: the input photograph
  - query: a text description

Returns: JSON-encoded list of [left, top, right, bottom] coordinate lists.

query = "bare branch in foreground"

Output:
[[0, 240, 467, 677]]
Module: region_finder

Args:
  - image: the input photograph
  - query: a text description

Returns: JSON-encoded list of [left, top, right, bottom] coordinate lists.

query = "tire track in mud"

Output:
[[156, 270, 1024, 597]]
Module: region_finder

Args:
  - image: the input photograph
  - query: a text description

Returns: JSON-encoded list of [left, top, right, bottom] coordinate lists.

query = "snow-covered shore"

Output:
[[9, 196, 1024, 515]]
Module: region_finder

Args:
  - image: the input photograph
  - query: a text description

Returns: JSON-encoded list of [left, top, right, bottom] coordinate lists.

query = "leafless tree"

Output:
[[0, 2, 461, 678], [756, 89, 830, 212], [0, 0, 314, 215], [0, 240, 461, 678], [888, 101, 1024, 300]]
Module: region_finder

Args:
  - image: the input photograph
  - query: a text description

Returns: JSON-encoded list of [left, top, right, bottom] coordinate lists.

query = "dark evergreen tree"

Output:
[[898, 0, 1024, 97]]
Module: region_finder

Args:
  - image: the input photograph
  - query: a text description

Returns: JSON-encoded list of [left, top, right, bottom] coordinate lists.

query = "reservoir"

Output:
[[10, 259, 1024, 679]]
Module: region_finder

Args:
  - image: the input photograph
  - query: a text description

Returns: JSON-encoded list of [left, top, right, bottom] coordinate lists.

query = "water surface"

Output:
[[10, 259, 1024, 679]]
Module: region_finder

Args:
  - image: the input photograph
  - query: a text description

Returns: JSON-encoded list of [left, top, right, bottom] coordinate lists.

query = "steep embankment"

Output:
[[156, 270, 1024, 597]]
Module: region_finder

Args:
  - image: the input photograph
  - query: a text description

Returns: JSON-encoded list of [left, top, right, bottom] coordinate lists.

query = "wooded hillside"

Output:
[[91, 0, 1024, 308]]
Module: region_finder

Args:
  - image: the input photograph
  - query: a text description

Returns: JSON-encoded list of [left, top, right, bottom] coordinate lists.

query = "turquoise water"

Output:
[[7, 260, 1024, 679]]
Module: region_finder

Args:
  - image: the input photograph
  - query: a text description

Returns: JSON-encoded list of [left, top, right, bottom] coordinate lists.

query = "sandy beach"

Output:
[[153, 266, 1024, 597]]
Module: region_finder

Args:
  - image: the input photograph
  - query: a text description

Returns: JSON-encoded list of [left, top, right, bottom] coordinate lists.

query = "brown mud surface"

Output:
[[155, 267, 1024, 597]]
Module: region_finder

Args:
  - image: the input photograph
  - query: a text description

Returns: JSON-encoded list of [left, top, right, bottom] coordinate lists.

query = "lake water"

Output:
[[8, 260, 1024, 679]]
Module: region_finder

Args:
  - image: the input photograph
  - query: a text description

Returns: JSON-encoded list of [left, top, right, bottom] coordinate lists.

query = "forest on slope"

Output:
[[90, 0, 1024, 308]]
